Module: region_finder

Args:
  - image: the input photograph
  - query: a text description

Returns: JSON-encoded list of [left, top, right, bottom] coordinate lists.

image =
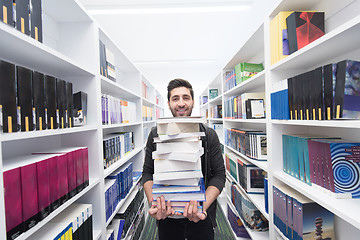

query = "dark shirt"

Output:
[[142, 123, 226, 227]]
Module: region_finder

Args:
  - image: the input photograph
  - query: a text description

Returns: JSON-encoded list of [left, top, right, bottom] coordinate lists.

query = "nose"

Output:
[[178, 98, 185, 106]]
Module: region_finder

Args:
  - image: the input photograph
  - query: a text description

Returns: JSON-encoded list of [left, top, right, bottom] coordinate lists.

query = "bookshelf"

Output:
[[0, 1, 164, 240], [200, 0, 360, 238]]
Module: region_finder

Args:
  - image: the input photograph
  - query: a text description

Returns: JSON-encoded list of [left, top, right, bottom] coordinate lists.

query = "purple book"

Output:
[[36, 158, 51, 220], [57, 153, 69, 203], [3, 167, 24, 240], [74, 149, 84, 193], [48, 155, 60, 211], [81, 147, 89, 188], [21, 162, 39, 230]]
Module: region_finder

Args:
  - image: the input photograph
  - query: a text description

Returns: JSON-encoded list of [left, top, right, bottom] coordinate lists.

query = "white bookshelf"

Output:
[[200, 0, 360, 239], [0, 1, 164, 240]]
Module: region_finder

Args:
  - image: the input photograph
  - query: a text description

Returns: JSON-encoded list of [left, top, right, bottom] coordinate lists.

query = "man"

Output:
[[142, 78, 226, 240]]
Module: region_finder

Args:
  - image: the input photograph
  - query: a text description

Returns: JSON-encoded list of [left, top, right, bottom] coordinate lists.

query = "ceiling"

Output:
[[79, 0, 278, 115]]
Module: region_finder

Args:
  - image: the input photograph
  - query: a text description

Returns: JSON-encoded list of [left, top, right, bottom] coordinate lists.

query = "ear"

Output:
[[167, 101, 170, 109]]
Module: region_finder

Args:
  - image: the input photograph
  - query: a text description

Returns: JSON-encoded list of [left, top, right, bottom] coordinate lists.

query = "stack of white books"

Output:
[[152, 117, 207, 213]]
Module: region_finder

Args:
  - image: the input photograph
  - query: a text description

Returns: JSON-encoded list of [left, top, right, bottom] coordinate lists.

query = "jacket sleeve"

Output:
[[207, 128, 226, 192], [142, 127, 156, 185]]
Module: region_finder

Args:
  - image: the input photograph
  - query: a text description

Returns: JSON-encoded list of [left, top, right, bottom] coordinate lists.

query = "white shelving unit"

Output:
[[0, 1, 164, 240], [200, 0, 360, 239]]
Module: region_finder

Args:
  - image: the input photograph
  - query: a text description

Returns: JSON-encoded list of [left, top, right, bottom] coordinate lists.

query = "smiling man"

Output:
[[142, 78, 226, 240]]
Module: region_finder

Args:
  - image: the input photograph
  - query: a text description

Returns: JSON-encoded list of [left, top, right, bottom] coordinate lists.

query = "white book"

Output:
[[153, 148, 204, 162], [154, 177, 200, 186], [152, 185, 201, 194], [157, 117, 205, 135], [155, 132, 205, 142], [153, 170, 203, 181], [156, 140, 202, 154], [154, 158, 201, 173]]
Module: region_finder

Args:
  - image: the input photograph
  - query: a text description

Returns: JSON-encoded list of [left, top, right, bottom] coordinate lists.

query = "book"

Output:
[[45, 75, 58, 129], [56, 79, 67, 129], [32, 71, 46, 130], [73, 91, 87, 126], [152, 183, 201, 194], [152, 147, 204, 163], [154, 132, 205, 142], [334, 60, 360, 119], [105, 47, 116, 81], [154, 158, 201, 173], [155, 139, 202, 154], [17, 66, 35, 132], [153, 170, 203, 182], [157, 116, 205, 133], [66, 82, 74, 128], [209, 89, 218, 99], [286, 12, 325, 54], [0, 0, 13, 25], [241, 62, 264, 82], [14, 0, 30, 35], [0, 60, 18, 133], [237, 156, 265, 194], [29, 0, 42, 42], [154, 177, 200, 186], [245, 99, 265, 119], [323, 64, 336, 120]]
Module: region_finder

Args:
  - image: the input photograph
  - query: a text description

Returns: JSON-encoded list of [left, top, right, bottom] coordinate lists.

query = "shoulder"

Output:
[[200, 124, 218, 139]]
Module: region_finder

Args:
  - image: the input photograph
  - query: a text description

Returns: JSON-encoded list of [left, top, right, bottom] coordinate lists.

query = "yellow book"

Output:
[[274, 14, 280, 64]]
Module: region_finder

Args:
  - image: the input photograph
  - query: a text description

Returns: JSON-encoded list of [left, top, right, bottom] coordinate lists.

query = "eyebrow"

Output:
[[171, 94, 191, 99]]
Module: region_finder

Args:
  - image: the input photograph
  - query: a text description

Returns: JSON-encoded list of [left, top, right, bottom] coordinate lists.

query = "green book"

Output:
[[241, 62, 264, 82]]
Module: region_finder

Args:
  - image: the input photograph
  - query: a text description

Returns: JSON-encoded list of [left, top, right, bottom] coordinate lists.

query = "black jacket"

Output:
[[142, 123, 226, 227]]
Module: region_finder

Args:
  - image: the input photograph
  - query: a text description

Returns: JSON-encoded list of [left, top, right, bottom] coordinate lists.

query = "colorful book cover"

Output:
[[334, 60, 360, 119], [286, 12, 325, 54], [241, 62, 264, 82]]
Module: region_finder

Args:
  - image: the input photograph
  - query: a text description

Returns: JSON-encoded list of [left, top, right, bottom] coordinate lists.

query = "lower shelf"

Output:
[[93, 229, 102, 240]]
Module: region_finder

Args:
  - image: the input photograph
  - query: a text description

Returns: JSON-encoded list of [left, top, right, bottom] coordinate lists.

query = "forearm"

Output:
[[202, 185, 221, 212], [143, 180, 154, 205]]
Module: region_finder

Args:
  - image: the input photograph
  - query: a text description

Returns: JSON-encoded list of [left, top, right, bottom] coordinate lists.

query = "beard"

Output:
[[171, 107, 193, 117]]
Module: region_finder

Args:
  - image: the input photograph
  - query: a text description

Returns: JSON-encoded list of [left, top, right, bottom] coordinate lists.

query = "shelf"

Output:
[[224, 194, 269, 240], [104, 147, 143, 178], [200, 102, 209, 108], [15, 178, 100, 240], [143, 120, 156, 124], [224, 118, 267, 124], [1, 125, 98, 142], [0, 23, 94, 78], [102, 122, 142, 129], [122, 199, 145, 240], [274, 225, 289, 240], [94, 230, 102, 240], [270, 14, 360, 72], [101, 76, 141, 100], [271, 119, 360, 129], [226, 172, 269, 220], [106, 178, 142, 227], [223, 71, 265, 97], [142, 97, 156, 106], [208, 94, 222, 104], [225, 145, 268, 171], [208, 118, 223, 121], [274, 171, 360, 229]]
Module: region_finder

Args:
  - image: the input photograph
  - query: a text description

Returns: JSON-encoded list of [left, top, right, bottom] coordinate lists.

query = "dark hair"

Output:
[[167, 78, 194, 101]]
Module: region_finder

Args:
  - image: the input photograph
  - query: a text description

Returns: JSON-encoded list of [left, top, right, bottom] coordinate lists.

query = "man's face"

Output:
[[168, 86, 194, 117]]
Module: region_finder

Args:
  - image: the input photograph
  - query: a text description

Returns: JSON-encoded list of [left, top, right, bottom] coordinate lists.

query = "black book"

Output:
[[17, 66, 35, 131], [323, 64, 335, 120], [0, 60, 18, 133], [303, 71, 311, 120], [309, 67, 323, 120], [30, 0, 42, 42], [45, 75, 58, 129], [287, 77, 294, 120], [296, 73, 305, 120], [32, 71, 46, 130], [245, 99, 265, 119], [99, 40, 105, 76], [14, 0, 30, 35], [73, 91, 87, 126], [292, 75, 299, 120], [56, 79, 66, 129], [0, 0, 13, 25], [66, 82, 74, 128]]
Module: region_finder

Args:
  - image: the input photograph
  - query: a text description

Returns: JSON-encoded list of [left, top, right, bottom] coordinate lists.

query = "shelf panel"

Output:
[[226, 172, 269, 220], [271, 120, 360, 129], [208, 94, 223, 105], [1, 125, 98, 142], [143, 120, 156, 124], [271, 14, 360, 71], [225, 194, 269, 240], [225, 145, 268, 171], [274, 225, 289, 240], [0, 24, 94, 78], [94, 230, 102, 240], [16, 178, 100, 240], [274, 171, 360, 229], [223, 71, 265, 97], [104, 147, 143, 178], [208, 118, 223, 121], [102, 122, 142, 129], [106, 178, 142, 226], [224, 118, 267, 124], [142, 97, 156, 106], [200, 102, 209, 108], [101, 76, 141, 100]]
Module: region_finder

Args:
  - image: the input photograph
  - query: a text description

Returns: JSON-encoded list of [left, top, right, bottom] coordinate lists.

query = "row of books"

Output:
[[105, 162, 134, 221], [101, 94, 137, 125], [226, 154, 265, 194], [282, 134, 360, 198], [118, 187, 144, 239], [151, 117, 206, 210], [224, 62, 264, 92], [209, 105, 222, 118], [272, 59, 360, 120], [270, 80, 289, 120], [273, 185, 334, 240], [3, 147, 89, 240], [209, 88, 219, 99], [230, 183, 269, 231], [142, 105, 153, 121], [99, 40, 116, 82], [211, 123, 223, 142], [227, 204, 251, 239], [0, 60, 87, 133], [224, 92, 266, 119], [270, 11, 325, 65], [225, 128, 267, 161], [126, 206, 145, 240], [0, 0, 42, 42], [103, 132, 134, 169], [28, 203, 93, 240]]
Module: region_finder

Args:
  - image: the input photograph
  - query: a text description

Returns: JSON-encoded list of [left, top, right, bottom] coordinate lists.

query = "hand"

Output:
[[148, 196, 175, 220], [183, 200, 207, 223]]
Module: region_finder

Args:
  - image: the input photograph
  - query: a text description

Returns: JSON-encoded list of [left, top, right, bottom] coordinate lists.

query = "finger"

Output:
[[161, 196, 166, 214], [149, 207, 158, 216], [183, 203, 189, 217], [192, 201, 198, 215], [166, 200, 172, 215], [197, 212, 206, 221], [188, 200, 193, 218], [157, 197, 161, 210]]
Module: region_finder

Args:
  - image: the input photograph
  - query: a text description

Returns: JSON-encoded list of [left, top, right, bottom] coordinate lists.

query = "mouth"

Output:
[[176, 108, 187, 115]]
